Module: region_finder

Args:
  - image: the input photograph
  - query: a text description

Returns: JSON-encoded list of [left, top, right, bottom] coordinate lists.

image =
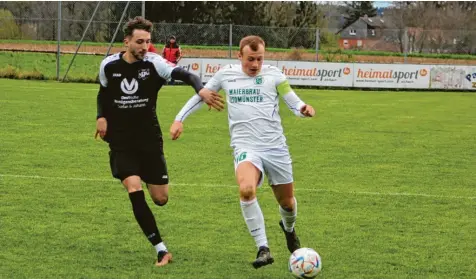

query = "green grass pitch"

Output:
[[0, 79, 475, 279]]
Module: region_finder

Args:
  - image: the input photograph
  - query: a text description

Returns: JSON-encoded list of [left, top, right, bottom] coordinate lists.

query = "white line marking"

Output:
[[1, 85, 97, 91], [1, 173, 474, 200]]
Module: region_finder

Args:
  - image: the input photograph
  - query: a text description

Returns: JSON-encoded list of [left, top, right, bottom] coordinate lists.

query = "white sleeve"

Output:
[[282, 91, 306, 118], [204, 68, 224, 92], [273, 67, 287, 87], [99, 60, 108, 87], [98, 53, 121, 87], [148, 54, 177, 80], [175, 94, 205, 122]]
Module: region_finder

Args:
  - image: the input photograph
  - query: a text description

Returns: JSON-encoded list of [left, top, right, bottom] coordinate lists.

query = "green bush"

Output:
[[0, 65, 46, 80], [0, 9, 21, 40], [319, 31, 339, 49]]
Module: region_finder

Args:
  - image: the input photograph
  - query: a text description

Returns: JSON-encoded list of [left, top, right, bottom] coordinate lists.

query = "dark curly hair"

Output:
[[123, 16, 153, 37]]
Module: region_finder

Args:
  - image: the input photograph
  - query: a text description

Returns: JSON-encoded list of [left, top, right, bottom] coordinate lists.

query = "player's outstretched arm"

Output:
[[170, 88, 224, 140], [149, 54, 224, 110], [170, 67, 226, 140], [278, 80, 315, 118], [171, 67, 224, 111], [170, 94, 205, 140]]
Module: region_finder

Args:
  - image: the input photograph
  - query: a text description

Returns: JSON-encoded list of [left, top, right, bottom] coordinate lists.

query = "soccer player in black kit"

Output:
[[95, 17, 224, 267]]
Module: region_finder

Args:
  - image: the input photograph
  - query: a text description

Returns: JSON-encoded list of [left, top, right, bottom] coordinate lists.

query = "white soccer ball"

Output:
[[288, 247, 322, 278]]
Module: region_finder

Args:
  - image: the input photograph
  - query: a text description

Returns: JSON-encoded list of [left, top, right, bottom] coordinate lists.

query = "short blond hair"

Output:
[[239, 35, 265, 54]]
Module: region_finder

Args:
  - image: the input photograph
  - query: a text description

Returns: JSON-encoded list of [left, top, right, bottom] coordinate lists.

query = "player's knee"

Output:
[[124, 182, 143, 193], [239, 183, 256, 201], [152, 196, 168, 206], [280, 197, 296, 211]]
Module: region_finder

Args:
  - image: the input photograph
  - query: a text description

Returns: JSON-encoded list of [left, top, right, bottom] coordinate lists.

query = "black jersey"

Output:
[[97, 52, 176, 150]]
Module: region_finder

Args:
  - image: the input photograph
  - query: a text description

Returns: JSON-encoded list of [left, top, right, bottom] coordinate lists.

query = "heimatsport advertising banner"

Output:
[[353, 64, 431, 89], [276, 61, 353, 87], [178, 58, 475, 90], [176, 58, 201, 77]]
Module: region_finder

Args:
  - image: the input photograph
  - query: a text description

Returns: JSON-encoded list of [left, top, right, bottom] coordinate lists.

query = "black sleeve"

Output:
[[171, 67, 204, 94], [97, 85, 109, 119]]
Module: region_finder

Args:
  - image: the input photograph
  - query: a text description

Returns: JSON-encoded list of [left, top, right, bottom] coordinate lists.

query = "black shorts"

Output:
[[109, 148, 169, 185]]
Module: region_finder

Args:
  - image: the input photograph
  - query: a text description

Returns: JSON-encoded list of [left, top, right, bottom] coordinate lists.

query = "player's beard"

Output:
[[132, 49, 146, 61]]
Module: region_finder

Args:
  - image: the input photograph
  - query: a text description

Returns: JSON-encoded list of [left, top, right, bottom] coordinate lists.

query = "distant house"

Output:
[[336, 10, 475, 54], [336, 14, 396, 51]]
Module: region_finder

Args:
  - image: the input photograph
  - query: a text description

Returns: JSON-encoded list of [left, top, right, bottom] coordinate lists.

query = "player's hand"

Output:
[[300, 105, 315, 117], [170, 120, 183, 140], [95, 117, 107, 139], [198, 88, 224, 111]]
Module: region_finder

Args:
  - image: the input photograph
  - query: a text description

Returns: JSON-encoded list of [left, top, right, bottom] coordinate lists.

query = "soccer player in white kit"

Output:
[[170, 36, 315, 269]]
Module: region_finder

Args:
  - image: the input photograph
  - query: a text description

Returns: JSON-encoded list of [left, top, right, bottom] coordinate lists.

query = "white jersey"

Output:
[[205, 64, 296, 150]]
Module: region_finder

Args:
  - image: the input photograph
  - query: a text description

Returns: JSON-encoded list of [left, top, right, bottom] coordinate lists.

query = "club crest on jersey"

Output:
[[254, 76, 264, 85], [120, 78, 139, 95], [138, 68, 150, 80]]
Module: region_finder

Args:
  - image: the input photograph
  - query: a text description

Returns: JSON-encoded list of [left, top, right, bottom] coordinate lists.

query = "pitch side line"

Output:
[[1, 174, 474, 200]]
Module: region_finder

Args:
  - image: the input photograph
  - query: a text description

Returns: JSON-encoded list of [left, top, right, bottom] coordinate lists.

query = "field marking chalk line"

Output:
[[1, 174, 474, 200]]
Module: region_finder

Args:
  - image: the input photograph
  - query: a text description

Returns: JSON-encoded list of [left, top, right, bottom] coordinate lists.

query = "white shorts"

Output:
[[233, 147, 294, 187]]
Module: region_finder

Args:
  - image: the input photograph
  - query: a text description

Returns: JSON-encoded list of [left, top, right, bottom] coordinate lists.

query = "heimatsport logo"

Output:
[[120, 78, 139, 94], [357, 68, 428, 83], [281, 66, 350, 81], [180, 63, 200, 72]]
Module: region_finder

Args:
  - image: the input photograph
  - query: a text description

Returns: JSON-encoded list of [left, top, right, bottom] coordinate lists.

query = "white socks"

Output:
[[240, 198, 268, 248], [279, 197, 297, 233], [154, 242, 167, 253]]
